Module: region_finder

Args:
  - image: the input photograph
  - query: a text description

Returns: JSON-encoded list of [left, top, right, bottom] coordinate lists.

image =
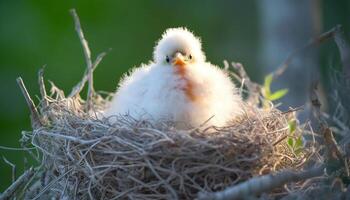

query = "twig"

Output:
[[68, 51, 108, 98], [324, 127, 344, 160], [38, 66, 49, 108], [310, 81, 325, 125], [321, 127, 347, 177], [281, 106, 304, 114], [144, 158, 178, 200], [197, 166, 325, 200], [2, 156, 16, 183], [32, 168, 73, 200], [16, 77, 42, 129], [272, 135, 288, 146], [230, 62, 261, 104], [70, 8, 94, 110], [310, 80, 346, 174], [0, 145, 36, 151], [333, 25, 350, 77], [231, 62, 260, 94], [0, 167, 35, 200], [59, 177, 69, 199], [273, 25, 342, 79], [34, 130, 102, 145]]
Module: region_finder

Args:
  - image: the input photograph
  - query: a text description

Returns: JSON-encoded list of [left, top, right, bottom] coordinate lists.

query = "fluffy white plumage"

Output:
[[105, 27, 243, 128]]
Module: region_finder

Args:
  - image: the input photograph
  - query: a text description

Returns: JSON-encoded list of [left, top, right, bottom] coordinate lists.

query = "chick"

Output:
[[105, 27, 242, 128]]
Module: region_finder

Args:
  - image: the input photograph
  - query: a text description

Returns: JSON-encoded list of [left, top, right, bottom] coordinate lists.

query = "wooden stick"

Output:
[[70, 8, 94, 110], [333, 25, 350, 77], [68, 51, 108, 98], [230, 62, 261, 104], [273, 25, 342, 79], [38, 67, 49, 108], [2, 156, 16, 183], [310, 81, 346, 173], [16, 77, 42, 128], [31, 168, 73, 200], [0, 168, 35, 200], [197, 166, 324, 200]]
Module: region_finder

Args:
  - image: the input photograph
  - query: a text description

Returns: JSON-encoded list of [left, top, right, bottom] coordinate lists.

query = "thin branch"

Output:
[[281, 106, 304, 114], [34, 130, 102, 145], [16, 77, 42, 129], [231, 62, 260, 93], [273, 25, 342, 79], [38, 66, 49, 108], [310, 81, 326, 125], [323, 127, 344, 160], [32, 168, 73, 200], [68, 51, 109, 98], [310, 81, 346, 173], [333, 25, 350, 77], [2, 156, 16, 183], [0, 145, 36, 151], [322, 130, 347, 176], [0, 167, 35, 200], [197, 166, 325, 200], [229, 62, 261, 104], [70, 8, 94, 110]]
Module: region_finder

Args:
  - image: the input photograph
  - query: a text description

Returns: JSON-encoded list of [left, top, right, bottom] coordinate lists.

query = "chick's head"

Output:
[[153, 27, 206, 67]]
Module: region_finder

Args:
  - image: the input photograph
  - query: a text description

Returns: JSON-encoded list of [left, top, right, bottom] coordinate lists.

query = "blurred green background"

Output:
[[0, 0, 349, 192]]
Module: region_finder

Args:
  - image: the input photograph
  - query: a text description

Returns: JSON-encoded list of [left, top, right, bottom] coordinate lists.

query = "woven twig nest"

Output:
[[17, 82, 309, 200]]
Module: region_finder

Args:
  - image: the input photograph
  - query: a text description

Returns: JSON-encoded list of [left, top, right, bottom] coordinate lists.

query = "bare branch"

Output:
[[68, 51, 109, 98], [2, 156, 16, 183], [230, 62, 261, 104], [273, 25, 342, 79], [70, 8, 94, 110], [32, 168, 73, 200], [0, 167, 35, 200], [0, 146, 36, 151], [197, 166, 325, 200], [310, 81, 326, 125], [38, 66, 49, 108], [310, 81, 346, 174], [70, 9, 92, 70], [323, 127, 344, 160], [333, 25, 350, 77], [16, 77, 42, 129]]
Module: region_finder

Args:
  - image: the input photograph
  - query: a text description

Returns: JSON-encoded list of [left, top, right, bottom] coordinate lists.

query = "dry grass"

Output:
[[18, 88, 311, 200]]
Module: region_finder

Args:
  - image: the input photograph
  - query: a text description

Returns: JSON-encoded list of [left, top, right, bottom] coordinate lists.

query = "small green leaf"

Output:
[[264, 73, 273, 89], [288, 119, 297, 134], [267, 89, 289, 101], [287, 137, 294, 148], [295, 136, 303, 149], [294, 148, 303, 156], [263, 73, 273, 96]]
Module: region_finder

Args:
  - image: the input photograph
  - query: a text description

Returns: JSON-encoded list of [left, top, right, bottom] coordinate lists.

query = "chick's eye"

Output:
[[189, 54, 193, 59], [166, 56, 170, 63]]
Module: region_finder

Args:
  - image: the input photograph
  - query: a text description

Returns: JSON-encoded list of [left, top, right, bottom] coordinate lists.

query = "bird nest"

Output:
[[13, 51, 317, 199], [19, 82, 310, 200]]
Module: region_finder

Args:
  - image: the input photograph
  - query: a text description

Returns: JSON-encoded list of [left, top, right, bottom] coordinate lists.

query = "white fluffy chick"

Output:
[[105, 27, 242, 128]]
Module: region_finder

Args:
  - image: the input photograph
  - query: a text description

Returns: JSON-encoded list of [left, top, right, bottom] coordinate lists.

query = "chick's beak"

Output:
[[172, 53, 186, 66]]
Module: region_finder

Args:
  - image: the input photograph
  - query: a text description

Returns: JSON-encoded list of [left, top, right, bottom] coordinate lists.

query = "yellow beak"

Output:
[[172, 53, 186, 66], [173, 58, 186, 66]]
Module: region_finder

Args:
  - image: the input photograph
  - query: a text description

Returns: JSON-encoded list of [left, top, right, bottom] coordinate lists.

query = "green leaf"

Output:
[[263, 73, 273, 97], [288, 119, 297, 134], [268, 89, 289, 101], [295, 136, 303, 149], [294, 148, 303, 156], [287, 137, 294, 148]]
